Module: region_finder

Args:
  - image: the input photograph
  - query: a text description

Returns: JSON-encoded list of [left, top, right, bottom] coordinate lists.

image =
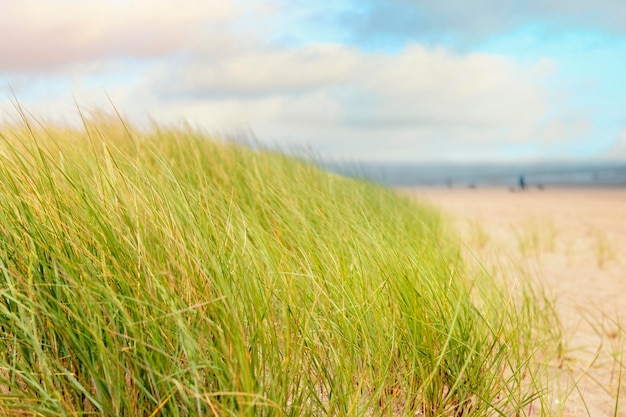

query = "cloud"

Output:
[[0, 1, 603, 161], [0, 0, 235, 72], [283, 0, 626, 45], [132, 42, 583, 161], [0, 39, 589, 161], [163, 44, 363, 97]]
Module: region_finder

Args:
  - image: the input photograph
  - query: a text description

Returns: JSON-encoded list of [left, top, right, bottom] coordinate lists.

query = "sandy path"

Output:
[[402, 187, 626, 416]]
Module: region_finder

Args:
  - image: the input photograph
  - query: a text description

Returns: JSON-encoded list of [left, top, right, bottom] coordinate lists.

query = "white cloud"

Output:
[[165, 44, 363, 96], [0, 1, 598, 161], [5, 40, 575, 162], [130, 42, 583, 161], [0, 0, 235, 71]]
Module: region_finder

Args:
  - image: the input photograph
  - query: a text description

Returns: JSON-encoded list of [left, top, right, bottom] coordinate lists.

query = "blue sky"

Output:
[[1, 0, 626, 162]]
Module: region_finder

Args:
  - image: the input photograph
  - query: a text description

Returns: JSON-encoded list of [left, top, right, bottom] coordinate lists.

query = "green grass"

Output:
[[0, 113, 560, 416]]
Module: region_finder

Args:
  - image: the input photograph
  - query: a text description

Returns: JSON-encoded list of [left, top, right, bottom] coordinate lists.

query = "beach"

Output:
[[403, 187, 626, 416]]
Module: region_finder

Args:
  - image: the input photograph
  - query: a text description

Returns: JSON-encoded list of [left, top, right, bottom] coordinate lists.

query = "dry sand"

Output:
[[402, 187, 626, 417]]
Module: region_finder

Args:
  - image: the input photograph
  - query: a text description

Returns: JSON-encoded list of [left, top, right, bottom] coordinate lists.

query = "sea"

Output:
[[320, 161, 626, 189]]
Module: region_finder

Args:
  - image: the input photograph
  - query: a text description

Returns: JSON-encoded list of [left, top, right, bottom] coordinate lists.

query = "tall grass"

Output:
[[0, 113, 559, 416]]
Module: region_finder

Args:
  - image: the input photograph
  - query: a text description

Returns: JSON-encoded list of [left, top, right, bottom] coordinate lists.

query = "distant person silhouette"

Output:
[[519, 175, 526, 191]]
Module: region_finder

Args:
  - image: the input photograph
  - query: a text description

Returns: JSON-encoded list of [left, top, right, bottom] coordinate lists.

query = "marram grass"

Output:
[[0, 115, 559, 416]]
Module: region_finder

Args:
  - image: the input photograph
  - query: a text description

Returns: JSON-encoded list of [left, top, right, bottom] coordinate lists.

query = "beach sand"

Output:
[[402, 187, 626, 416]]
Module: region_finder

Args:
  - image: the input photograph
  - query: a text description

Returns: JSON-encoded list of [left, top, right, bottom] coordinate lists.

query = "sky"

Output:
[[1, 0, 626, 162]]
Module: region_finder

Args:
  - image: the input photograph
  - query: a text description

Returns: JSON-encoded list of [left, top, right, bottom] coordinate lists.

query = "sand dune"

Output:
[[403, 187, 626, 417]]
